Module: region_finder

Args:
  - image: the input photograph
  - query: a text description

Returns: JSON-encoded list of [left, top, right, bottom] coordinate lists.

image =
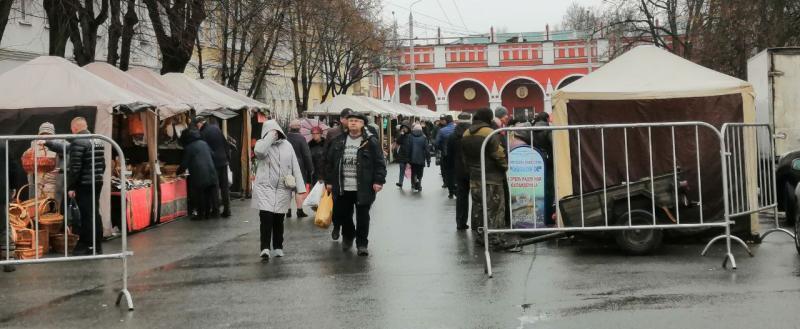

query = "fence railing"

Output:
[[0, 133, 133, 310]]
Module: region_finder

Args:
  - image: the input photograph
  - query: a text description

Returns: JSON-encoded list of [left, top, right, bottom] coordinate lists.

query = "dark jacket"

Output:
[[67, 130, 106, 189], [324, 130, 387, 205], [461, 122, 507, 184], [531, 120, 552, 157], [178, 130, 219, 189], [436, 123, 456, 157], [308, 138, 326, 183], [286, 130, 314, 184], [320, 126, 345, 183], [394, 129, 411, 163], [405, 130, 429, 165], [200, 123, 230, 168], [447, 122, 471, 176]]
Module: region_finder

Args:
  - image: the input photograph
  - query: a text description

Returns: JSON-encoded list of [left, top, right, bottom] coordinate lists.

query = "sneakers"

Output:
[[448, 193, 455, 199], [342, 239, 353, 251], [296, 209, 308, 218], [286, 210, 292, 218], [273, 249, 284, 257], [331, 226, 340, 241], [260, 249, 270, 259], [357, 247, 369, 256], [456, 225, 469, 231]]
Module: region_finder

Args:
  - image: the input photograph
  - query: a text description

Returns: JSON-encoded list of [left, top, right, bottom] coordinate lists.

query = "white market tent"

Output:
[[198, 79, 269, 111], [550, 45, 757, 231], [160, 73, 248, 119], [127, 67, 205, 114], [397, 103, 439, 119], [308, 94, 437, 118], [0, 56, 156, 236], [84, 62, 191, 118]]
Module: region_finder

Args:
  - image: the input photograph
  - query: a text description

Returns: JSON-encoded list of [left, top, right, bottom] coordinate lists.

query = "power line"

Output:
[[434, 0, 453, 26], [385, 1, 481, 35], [451, 0, 469, 32]]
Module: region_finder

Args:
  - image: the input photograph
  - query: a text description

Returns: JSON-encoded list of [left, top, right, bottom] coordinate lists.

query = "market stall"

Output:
[[198, 78, 270, 197], [0, 56, 152, 256], [551, 45, 758, 234], [85, 62, 191, 231]]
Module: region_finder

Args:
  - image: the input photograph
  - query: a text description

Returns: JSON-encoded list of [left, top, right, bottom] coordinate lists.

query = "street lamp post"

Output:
[[409, 0, 425, 107]]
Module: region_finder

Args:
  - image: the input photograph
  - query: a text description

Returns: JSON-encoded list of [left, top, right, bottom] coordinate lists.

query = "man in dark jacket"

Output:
[[405, 124, 430, 192], [394, 121, 411, 188], [197, 117, 231, 218], [323, 108, 352, 241], [308, 127, 326, 184], [324, 112, 387, 256], [461, 109, 509, 249], [66, 117, 106, 255], [178, 128, 219, 221], [447, 112, 472, 230], [435, 115, 456, 195], [285, 120, 314, 218]]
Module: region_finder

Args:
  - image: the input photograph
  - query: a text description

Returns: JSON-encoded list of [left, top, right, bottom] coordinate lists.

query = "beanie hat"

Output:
[[457, 112, 472, 123], [494, 106, 508, 118], [473, 108, 494, 125], [38, 122, 55, 135], [412, 123, 422, 131]]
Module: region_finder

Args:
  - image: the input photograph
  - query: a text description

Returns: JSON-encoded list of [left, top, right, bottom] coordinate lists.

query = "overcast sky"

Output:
[[382, 0, 605, 39]]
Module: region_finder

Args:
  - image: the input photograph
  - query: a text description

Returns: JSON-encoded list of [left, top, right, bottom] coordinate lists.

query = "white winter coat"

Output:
[[251, 120, 307, 213]]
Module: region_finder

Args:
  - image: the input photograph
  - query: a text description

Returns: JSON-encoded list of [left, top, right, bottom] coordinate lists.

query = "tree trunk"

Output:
[[119, 0, 138, 71], [0, 0, 12, 45], [143, 0, 206, 74], [196, 31, 204, 79], [44, 0, 70, 57], [107, 0, 122, 65]]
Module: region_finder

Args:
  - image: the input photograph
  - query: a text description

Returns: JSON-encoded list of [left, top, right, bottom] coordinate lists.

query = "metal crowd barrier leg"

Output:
[[0, 134, 134, 311]]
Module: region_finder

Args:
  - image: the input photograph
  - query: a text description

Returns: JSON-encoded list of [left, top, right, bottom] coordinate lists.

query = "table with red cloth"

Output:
[[111, 187, 153, 232], [159, 178, 188, 223]]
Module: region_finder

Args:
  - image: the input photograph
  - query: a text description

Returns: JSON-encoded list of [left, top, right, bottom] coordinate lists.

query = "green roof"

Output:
[[450, 30, 589, 45]]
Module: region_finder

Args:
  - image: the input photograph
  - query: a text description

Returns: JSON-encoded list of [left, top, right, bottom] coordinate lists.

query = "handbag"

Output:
[[283, 175, 296, 189], [67, 197, 81, 230]]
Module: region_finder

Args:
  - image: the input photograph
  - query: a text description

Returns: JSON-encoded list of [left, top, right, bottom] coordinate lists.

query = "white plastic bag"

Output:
[[228, 167, 233, 185], [302, 182, 325, 208]]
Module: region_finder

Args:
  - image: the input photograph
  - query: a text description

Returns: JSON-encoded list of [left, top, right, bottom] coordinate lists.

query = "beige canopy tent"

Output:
[[0, 56, 155, 236], [307, 95, 397, 117], [551, 45, 758, 233], [198, 79, 269, 111], [161, 73, 247, 119]]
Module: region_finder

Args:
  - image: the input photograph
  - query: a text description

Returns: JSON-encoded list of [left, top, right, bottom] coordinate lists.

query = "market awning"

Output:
[[160, 73, 248, 118], [307, 95, 395, 116], [198, 79, 270, 112]]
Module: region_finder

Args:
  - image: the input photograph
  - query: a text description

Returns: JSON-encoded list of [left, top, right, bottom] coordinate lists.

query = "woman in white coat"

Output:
[[252, 120, 306, 260]]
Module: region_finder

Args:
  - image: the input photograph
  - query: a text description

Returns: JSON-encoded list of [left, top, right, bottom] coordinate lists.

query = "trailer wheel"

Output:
[[614, 210, 663, 255]]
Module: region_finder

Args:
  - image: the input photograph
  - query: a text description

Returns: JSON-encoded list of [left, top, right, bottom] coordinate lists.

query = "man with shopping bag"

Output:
[[323, 112, 386, 256]]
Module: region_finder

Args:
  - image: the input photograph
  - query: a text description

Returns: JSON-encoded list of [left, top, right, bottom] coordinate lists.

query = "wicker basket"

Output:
[[8, 204, 30, 229], [37, 199, 64, 235], [15, 184, 50, 220], [21, 145, 57, 174], [15, 228, 49, 252], [161, 164, 180, 177], [15, 245, 46, 259], [51, 229, 79, 254]]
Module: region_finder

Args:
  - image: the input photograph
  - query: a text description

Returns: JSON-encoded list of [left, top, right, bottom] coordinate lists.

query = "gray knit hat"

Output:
[[494, 106, 508, 119], [38, 122, 55, 135]]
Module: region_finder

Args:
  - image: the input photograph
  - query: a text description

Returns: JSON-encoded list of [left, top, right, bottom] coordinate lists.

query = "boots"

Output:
[[296, 209, 308, 218]]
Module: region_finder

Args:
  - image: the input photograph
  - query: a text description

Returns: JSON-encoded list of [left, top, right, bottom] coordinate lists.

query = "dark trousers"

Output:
[[214, 165, 230, 213], [76, 185, 103, 251], [190, 184, 216, 219], [335, 191, 372, 247], [410, 164, 425, 189], [442, 161, 455, 194], [259, 210, 285, 250], [456, 176, 470, 228], [397, 162, 407, 184]]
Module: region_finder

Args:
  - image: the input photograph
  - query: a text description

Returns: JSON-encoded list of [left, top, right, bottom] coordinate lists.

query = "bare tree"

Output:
[[287, 0, 324, 115], [118, 0, 138, 70], [142, 0, 206, 73], [106, 0, 122, 65], [62, 0, 110, 65], [561, 2, 600, 32], [44, 0, 72, 56], [318, 0, 388, 101]]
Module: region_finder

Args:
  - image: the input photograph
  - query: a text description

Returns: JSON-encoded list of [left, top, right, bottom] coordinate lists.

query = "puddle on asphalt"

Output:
[[516, 304, 552, 329]]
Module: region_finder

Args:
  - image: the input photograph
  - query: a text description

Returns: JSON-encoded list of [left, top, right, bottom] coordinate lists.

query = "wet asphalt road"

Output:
[[1, 165, 800, 328]]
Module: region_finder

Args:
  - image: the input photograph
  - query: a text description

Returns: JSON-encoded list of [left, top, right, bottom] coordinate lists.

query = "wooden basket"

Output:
[[8, 204, 31, 229], [15, 245, 46, 260], [21, 145, 57, 174], [51, 229, 79, 254], [37, 199, 64, 224], [15, 184, 51, 220], [15, 228, 49, 252]]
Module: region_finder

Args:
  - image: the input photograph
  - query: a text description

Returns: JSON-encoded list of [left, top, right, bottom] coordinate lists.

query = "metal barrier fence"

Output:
[[479, 122, 767, 277], [716, 123, 794, 243], [0, 134, 133, 310]]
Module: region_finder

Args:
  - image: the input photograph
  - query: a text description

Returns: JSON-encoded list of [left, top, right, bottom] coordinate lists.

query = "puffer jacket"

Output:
[[308, 138, 326, 183], [251, 120, 307, 213], [324, 129, 387, 206], [67, 130, 106, 189], [461, 122, 507, 184], [405, 130, 429, 165], [447, 122, 470, 176], [178, 129, 218, 189]]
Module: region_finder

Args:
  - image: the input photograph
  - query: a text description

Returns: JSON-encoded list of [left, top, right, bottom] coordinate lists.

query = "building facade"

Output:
[[382, 30, 610, 118]]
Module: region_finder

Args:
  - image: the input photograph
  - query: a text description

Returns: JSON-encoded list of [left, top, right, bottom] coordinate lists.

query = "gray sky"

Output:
[[382, 0, 605, 39]]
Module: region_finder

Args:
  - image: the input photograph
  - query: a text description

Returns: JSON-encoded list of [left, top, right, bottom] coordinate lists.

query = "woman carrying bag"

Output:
[[252, 120, 306, 260]]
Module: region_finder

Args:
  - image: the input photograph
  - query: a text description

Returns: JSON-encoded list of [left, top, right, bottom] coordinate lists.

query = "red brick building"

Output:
[[381, 30, 610, 119]]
